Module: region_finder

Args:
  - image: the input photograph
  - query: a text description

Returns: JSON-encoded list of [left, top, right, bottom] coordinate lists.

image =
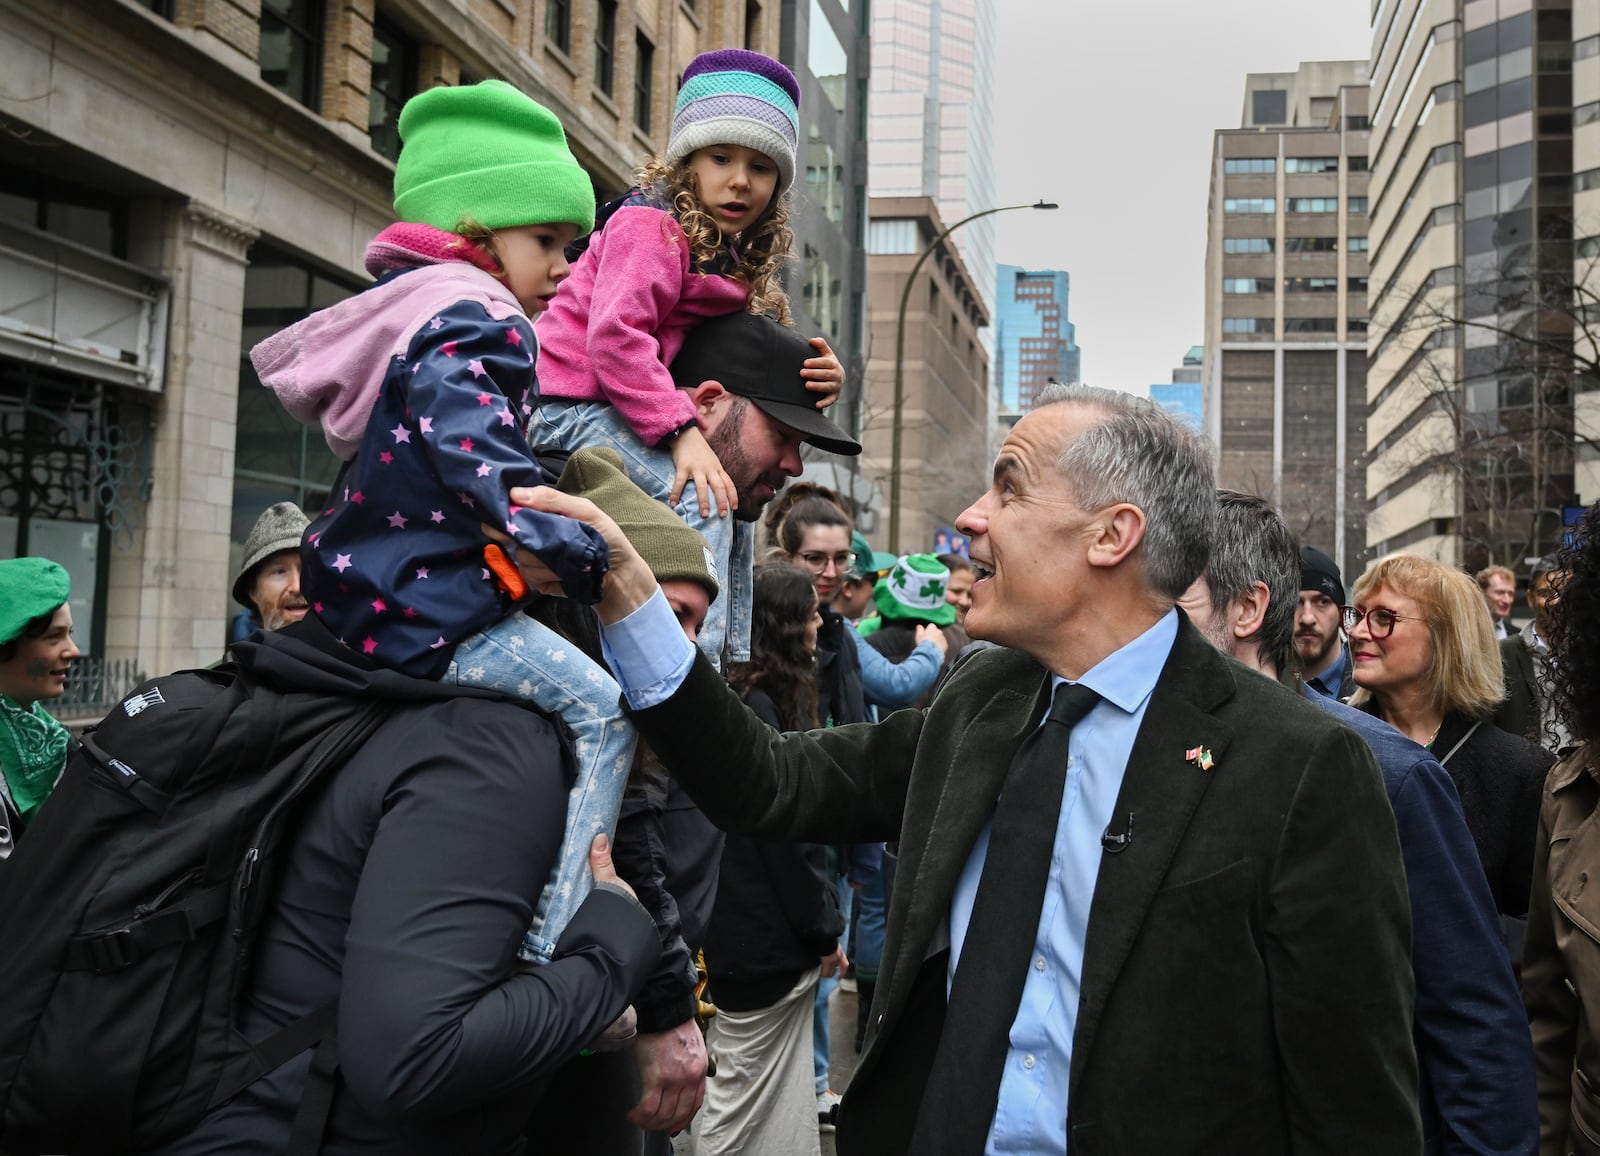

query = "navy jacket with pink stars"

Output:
[[251, 260, 607, 679]]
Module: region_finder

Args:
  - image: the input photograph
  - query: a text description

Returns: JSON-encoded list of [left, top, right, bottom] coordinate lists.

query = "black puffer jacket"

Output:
[[156, 616, 660, 1156], [816, 607, 867, 727]]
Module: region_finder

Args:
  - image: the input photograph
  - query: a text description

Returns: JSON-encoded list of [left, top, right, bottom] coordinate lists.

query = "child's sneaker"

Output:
[[817, 1088, 842, 1132]]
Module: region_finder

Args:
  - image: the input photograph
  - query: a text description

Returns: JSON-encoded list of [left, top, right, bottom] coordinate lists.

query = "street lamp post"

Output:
[[887, 200, 1059, 554]]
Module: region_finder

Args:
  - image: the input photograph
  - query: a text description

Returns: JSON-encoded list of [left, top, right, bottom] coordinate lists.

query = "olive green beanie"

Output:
[[557, 448, 719, 601], [393, 80, 597, 235]]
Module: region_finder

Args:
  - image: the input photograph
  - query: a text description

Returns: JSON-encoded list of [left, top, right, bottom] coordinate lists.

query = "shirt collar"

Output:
[[1050, 608, 1179, 715], [1308, 642, 1347, 689]]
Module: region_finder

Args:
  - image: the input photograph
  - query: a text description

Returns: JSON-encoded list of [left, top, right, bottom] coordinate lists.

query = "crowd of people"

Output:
[[8, 46, 1600, 1156]]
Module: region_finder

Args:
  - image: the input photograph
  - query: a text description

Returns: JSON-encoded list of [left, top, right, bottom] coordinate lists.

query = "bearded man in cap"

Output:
[[230, 502, 311, 652], [1296, 545, 1354, 700]]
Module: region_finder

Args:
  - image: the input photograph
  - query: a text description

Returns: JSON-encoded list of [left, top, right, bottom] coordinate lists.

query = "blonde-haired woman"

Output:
[[1347, 553, 1550, 920]]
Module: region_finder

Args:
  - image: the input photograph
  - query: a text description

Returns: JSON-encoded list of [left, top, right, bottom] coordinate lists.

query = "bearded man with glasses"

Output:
[[1345, 553, 1550, 932]]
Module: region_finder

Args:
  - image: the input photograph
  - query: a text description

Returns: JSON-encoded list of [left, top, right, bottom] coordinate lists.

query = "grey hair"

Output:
[[1206, 490, 1299, 675], [1034, 383, 1217, 599]]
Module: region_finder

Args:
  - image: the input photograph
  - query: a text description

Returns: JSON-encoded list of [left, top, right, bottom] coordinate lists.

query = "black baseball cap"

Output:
[[668, 312, 862, 457]]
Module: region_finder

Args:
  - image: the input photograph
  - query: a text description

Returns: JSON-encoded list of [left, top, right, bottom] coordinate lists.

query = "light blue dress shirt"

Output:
[[604, 593, 1180, 1155], [949, 609, 1177, 1155]]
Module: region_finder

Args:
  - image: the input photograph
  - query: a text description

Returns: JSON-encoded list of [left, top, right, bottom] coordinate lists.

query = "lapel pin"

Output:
[[1184, 746, 1215, 771]]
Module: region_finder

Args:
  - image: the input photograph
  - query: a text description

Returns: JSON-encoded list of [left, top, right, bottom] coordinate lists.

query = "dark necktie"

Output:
[[910, 681, 1102, 1155]]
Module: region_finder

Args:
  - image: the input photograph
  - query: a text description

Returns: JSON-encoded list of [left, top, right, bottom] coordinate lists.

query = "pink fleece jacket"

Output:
[[534, 205, 751, 446]]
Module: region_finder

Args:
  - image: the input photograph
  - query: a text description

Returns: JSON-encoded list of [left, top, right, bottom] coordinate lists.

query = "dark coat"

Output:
[[702, 689, 843, 1012], [1495, 634, 1540, 744], [815, 607, 867, 727], [1427, 711, 1550, 920], [158, 620, 660, 1156], [631, 618, 1421, 1155], [1311, 694, 1537, 1155]]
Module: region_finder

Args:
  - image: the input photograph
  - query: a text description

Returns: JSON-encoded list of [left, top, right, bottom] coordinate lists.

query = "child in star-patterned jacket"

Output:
[[250, 80, 648, 969], [529, 49, 842, 671]]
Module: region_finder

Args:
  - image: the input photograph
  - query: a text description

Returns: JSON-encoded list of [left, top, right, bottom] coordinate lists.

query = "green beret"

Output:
[[0, 558, 70, 646]]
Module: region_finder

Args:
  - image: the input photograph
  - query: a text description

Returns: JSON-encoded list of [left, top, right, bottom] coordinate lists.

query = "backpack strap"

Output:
[[286, 1024, 340, 1156]]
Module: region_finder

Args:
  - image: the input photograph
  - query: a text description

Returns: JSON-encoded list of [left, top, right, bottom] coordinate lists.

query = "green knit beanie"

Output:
[[873, 553, 956, 627], [394, 80, 597, 235], [0, 558, 70, 646], [557, 448, 719, 601]]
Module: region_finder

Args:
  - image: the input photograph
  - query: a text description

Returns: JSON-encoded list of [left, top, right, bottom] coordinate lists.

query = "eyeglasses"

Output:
[[1340, 604, 1424, 639], [797, 551, 856, 574]]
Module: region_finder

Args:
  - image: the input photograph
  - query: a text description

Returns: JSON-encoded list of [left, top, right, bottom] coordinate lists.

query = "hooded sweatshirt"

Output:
[[250, 248, 607, 679]]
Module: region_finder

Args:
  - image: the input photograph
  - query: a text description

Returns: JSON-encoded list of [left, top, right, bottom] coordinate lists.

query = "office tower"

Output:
[[1367, 0, 1575, 567], [869, 0, 999, 321], [994, 265, 1081, 421], [1203, 61, 1371, 582]]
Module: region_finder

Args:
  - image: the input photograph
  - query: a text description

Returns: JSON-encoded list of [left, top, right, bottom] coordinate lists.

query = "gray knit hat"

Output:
[[557, 448, 719, 601], [233, 501, 310, 608]]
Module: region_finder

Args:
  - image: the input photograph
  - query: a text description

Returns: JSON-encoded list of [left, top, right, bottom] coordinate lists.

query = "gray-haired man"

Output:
[[515, 383, 1419, 1155]]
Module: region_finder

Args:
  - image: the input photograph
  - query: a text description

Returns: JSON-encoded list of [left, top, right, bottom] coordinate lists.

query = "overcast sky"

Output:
[[990, 0, 1372, 395]]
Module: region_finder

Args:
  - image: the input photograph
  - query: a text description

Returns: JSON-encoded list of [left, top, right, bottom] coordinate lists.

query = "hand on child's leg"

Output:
[[802, 336, 844, 410]]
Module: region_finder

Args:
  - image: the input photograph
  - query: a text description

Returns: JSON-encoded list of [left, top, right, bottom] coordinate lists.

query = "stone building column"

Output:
[[138, 202, 258, 675]]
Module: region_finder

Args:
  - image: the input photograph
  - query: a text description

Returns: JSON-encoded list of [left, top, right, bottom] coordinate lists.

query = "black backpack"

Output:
[[0, 664, 390, 1155]]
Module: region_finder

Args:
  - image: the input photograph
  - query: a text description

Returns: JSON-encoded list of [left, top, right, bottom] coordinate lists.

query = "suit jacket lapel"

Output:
[[1068, 621, 1237, 1096], [892, 672, 1052, 986]]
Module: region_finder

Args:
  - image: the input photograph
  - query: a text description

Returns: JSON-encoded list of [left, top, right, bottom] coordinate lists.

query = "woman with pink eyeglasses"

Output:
[[1345, 553, 1548, 925]]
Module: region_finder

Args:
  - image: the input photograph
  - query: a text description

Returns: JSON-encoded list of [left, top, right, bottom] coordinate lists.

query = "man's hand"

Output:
[[627, 1018, 708, 1135], [589, 833, 637, 901], [802, 336, 845, 410], [915, 623, 950, 655], [819, 944, 849, 979], [505, 486, 659, 624]]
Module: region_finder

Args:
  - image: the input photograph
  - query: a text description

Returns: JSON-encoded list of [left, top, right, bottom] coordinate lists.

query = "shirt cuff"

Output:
[[600, 587, 696, 709]]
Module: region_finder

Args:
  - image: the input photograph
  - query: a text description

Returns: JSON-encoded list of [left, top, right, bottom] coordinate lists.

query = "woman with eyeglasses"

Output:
[[1346, 553, 1549, 923]]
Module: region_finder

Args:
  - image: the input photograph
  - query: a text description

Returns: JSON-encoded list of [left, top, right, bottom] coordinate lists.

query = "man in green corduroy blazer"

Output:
[[521, 383, 1422, 1156]]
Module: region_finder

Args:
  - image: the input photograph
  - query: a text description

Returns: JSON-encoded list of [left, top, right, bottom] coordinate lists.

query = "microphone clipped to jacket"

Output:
[[1101, 812, 1134, 854]]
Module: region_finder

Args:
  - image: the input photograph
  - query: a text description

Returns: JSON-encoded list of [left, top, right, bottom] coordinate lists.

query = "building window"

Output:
[[1283, 317, 1339, 333], [547, 0, 572, 54], [1252, 89, 1287, 125], [1223, 237, 1273, 254], [1348, 277, 1368, 292], [368, 17, 417, 161], [1348, 196, 1368, 213], [1287, 197, 1339, 213], [634, 32, 654, 132], [234, 247, 359, 572], [1347, 235, 1369, 252], [1223, 198, 1275, 214], [1285, 157, 1339, 173], [1223, 278, 1274, 294], [1284, 236, 1338, 253], [1345, 115, 1371, 130], [259, 0, 322, 109], [1347, 319, 1369, 333], [1347, 155, 1370, 172], [1224, 158, 1275, 175], [1284, 277, 1340, 292], [1223, 317, 1274, 334], [594, 0, 617, 95]]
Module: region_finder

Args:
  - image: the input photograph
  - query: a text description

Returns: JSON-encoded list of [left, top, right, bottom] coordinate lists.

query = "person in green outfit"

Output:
[[0, 557, 79, 857]]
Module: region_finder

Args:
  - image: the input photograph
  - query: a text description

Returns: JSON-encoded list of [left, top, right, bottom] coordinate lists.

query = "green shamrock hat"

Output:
[[872, 553, 957, 627]]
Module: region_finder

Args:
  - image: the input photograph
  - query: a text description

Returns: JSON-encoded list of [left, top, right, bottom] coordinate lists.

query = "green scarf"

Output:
[[0, 694, 69, 821]]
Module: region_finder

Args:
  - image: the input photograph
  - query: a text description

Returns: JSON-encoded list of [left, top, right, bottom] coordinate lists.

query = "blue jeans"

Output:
[[530, 400, 753, 669], [443, 612, 638, 963], [851, 866, 886, 983]]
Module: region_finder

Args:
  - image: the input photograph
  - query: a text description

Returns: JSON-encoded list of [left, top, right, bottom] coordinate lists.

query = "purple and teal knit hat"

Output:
[[667, 49, 801, 193]]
